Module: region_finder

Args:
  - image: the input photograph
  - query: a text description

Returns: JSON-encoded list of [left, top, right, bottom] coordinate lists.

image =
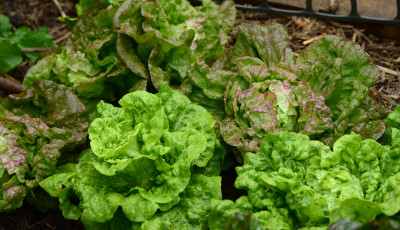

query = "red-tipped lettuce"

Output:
[[0, 80, 89, 212]]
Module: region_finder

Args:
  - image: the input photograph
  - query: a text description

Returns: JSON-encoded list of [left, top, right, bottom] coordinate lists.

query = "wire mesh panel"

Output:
[[190, 0, 400, 26]]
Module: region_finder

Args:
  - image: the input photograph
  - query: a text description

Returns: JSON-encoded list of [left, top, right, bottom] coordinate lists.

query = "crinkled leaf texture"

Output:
[[233, 131, 400, 229], [40, 83, 223, 229], [0, 80, 88, 212], [217, 27, 387, 156]]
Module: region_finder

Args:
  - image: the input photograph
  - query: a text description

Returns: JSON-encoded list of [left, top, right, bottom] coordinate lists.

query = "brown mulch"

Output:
[[0, 0, 77, 97], [0, 1, 400, 229]]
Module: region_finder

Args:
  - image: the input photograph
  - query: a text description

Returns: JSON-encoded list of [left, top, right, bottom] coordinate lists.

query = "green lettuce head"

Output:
[[40, 83, 224, 229], [231, 131, 400, 229]]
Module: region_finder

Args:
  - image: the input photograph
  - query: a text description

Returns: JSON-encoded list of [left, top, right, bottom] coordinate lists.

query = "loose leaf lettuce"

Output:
[[40, 83, 223, 228], [213, 24, 387, 156], [0, 80, 88, 212], [24, 0, 236, 105]]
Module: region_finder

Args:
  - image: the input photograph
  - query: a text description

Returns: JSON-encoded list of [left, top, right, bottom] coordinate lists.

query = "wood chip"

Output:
[[302, 34, 326, 45]]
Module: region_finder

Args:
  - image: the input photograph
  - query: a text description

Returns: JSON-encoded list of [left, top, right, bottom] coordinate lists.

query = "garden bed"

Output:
[[1, 0, 400, 229]]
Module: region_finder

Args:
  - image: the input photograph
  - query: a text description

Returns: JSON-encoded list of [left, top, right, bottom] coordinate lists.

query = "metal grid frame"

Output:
[[191, 0, 400, 26]]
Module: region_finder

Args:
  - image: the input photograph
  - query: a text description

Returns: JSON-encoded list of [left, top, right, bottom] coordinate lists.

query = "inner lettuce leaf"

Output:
[[40, 83, 224, 228], [232, 131, 400, 229], [0, 80, 89, 212]]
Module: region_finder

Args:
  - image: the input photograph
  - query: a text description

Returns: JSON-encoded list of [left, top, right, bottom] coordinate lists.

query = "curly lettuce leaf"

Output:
[[112, 0, 236, 90], [40, 83, 223, 228], [296, 35, 387, 145]]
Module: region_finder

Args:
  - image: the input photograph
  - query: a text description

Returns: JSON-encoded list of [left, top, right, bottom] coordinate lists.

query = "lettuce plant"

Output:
[[209, 128, 400, 229], [24, 0, 236, 103], [40, 83, 224, 229], [187, 23, 387, 156], [0, 80, 88, 212]]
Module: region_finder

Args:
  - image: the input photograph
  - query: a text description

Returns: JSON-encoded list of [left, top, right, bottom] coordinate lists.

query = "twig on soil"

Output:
[[377, 65, 400, 77], [302, 34, 325, 45], [54, 31, 71, 45], [52, 0, 67, 18]]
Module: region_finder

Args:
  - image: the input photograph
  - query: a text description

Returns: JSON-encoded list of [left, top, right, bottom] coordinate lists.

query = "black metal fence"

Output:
[[190, 0, 400, 26]]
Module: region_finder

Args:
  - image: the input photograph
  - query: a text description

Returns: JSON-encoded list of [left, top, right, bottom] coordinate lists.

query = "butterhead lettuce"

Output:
[[40, 83, 224, 229], [226, 131, 400, 229]]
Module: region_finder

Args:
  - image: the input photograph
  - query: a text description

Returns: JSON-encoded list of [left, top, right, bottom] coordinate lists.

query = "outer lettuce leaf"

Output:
[[141, 174, 221, 229], [234, 132, 400, 228], [214, 23, 295, 71], [187, 60, 236, 120], [40, 83, 223, 228], [329, 219, 400, 230], [209, 196, 293, 230], [0, 80, 88, 212], [296, 35, 386, 145]]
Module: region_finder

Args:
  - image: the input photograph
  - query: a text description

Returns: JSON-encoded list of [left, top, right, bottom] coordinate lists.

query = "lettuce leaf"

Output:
[[40, 83, 223, 228]]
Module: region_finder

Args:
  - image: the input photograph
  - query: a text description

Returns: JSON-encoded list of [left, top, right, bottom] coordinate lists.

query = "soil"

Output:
[[0, 0, 400, 229]]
